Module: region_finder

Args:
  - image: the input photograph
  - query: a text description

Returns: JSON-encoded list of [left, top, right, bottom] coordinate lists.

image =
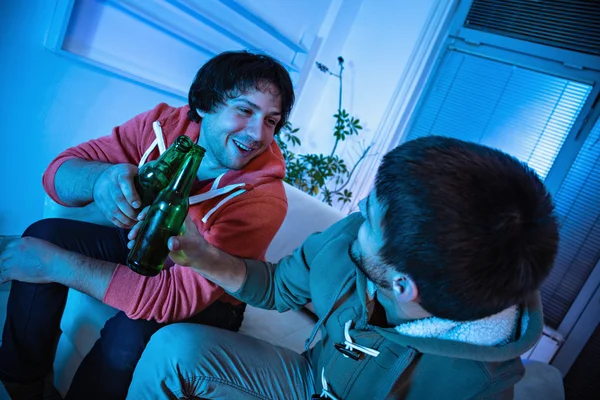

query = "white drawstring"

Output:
[[211, 172, 225, 190], [201, 189, 245, 223], [138, 138, 159, 168], [138, 121, 167, 167], [320, 368, 339, 400], [153, 121, 167, 154], [343, 320, 380, 358], [188, 183, 245, 205], [137, 122, 248, 222]]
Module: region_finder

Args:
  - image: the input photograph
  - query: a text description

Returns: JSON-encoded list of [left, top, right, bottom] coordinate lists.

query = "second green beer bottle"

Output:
[[127, 144, 206, 276], [134, 135, 194, 208]]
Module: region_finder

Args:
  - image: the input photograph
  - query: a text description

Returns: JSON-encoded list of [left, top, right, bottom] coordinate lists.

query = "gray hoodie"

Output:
[[234, 213, 542, 399]]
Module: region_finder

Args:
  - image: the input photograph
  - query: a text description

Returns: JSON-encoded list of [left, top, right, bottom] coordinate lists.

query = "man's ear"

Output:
[[392, 273, 419, 303], [196, 108, 207, 118]]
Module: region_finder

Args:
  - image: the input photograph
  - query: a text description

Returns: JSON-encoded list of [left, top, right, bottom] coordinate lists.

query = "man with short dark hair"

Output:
[[128, 136, 559, 399], [0, 51, 295, 399]]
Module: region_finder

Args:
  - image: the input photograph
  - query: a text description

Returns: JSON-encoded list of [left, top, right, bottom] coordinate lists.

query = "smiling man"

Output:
[[127, 136, 559, 399], [0, 51, 294, 399]]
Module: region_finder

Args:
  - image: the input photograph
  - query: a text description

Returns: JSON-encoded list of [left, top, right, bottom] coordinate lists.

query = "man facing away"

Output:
[[127, 136, 559, 399], [0, 51, 294, 399]]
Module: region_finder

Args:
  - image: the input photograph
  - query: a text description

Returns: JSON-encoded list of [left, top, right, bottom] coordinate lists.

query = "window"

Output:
[[542, 119, 600, 329], [404, 50, 592, 179]]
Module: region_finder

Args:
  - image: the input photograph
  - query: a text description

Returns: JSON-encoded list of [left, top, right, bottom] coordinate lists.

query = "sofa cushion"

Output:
[[266, 184, 346, 262]]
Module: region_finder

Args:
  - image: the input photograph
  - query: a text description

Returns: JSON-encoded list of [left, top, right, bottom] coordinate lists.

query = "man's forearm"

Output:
[[189, 243, 247, 293], [54, 159, 112, 206], [50, 248, 115, 301]]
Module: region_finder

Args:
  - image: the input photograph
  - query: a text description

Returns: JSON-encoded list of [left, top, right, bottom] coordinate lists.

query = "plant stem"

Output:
[[331, 145, 371, 193], [329, 61, 345, 158]]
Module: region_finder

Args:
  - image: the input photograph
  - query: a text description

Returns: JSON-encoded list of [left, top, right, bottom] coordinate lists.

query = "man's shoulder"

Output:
[[302, 214, 361, 265], [322, 213, 362, 240], [245, 179, 287, 202], [148, 103, 202, 146], [155, 102, 190, 124], [150, 102, 189, 119]]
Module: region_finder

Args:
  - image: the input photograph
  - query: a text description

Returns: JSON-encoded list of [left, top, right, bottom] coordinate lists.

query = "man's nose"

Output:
[[246, 118, 267, 144]]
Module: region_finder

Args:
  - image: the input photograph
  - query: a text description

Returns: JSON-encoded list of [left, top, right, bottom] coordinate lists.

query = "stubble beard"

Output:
[[350, 240, 391, 290]]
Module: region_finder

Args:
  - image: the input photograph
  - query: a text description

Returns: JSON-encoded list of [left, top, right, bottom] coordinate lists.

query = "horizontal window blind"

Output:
[[465, 0, 600, 56], [405, 50, 592, 180], [541, 119, 600, 328]]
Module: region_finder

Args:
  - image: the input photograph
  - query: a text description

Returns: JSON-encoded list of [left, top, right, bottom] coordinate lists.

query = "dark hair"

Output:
[[187, 51, 295, 133], [375, 136, 559, 321]]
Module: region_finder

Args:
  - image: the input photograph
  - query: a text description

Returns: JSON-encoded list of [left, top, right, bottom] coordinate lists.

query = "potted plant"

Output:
[[277, 56, 371, 207]]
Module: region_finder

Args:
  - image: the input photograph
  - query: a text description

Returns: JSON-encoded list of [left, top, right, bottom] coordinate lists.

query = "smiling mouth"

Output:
[[233, 139, 253, 153]]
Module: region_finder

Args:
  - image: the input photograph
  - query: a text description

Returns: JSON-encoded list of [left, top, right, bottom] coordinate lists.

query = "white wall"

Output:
[[290, 0, 438, 207], [0, 0, 439, 234], [0, 1, 184, 235]]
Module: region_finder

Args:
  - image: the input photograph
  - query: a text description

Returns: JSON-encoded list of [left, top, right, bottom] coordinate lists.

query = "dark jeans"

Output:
[[0, 218, 245, 399]]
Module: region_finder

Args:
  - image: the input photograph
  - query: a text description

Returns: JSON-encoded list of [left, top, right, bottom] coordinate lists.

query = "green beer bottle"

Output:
[[134, 135, 194, 208], [127, 144, 206, 276]]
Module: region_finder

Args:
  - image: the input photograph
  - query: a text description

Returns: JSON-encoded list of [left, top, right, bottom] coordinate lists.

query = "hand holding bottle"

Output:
[[126, 144, 205, 276], [92, 163, 141, 228], [127, 209, 209, 269], [128, 205, 246, 291]]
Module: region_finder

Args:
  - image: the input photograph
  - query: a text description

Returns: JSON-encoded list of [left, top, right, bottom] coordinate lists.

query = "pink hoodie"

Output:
[[43, 103, 287, 323]]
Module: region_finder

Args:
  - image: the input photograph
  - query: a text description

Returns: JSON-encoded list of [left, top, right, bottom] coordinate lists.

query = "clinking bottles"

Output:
[[134, 135, 194, 208], [127, 144, 206, 276]]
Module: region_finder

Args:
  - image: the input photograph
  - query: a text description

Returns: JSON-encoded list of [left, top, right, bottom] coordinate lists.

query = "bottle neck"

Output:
[[167, 145, 204, 198], [160, 136, 193, 165]]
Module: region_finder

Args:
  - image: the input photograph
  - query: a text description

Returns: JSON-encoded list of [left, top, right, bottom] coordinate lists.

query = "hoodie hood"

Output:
[[354, 267, 543, 363]]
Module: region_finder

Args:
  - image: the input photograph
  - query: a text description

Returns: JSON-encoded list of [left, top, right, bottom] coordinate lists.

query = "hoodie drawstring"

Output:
[[341, 320, 380, 358], [317, 368, 340, 400], [304, 272, 356, 352], [138, 125, 247, 222], [308, 272, 359, 400], [138, 121, 167, 167], [188, 172, 245, 204], [200, 189, 245, 223]]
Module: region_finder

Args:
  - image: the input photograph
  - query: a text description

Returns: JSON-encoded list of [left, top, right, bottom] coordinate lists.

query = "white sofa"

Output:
[[43, 183, 345, 397], [1, 182, 564, 399]]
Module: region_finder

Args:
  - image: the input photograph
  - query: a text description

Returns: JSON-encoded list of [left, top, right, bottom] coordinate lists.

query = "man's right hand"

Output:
[[127, 209, 247, 292], [93, 163, 141, 228]]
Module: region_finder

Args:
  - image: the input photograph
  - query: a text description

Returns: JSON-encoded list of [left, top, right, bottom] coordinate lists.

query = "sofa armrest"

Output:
[[266, 183, 345, 262]]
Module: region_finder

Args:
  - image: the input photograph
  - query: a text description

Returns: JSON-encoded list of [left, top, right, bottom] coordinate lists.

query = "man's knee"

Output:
[[22, 219, 67, 244], [143, 324, 218, 367], [147, 323, 210, 354], [98, 313, 163, 370]]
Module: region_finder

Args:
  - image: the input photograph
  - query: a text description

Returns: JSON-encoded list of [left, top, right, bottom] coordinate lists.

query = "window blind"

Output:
[[405, 50, 592, 180], [465, 0, 600, 56], [541, 119, 600, 328]]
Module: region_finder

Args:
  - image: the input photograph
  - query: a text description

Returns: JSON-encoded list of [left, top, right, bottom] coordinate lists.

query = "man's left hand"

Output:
[[0, 237, 63, 284]]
